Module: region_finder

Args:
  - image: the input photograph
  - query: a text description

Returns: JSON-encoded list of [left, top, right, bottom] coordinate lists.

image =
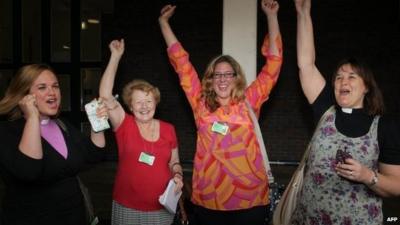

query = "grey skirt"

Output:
[[111, 201, 174, 225]]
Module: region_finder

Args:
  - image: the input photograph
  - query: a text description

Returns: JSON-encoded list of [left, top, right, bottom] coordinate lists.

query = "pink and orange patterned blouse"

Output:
[[167, 34, 282, 211]]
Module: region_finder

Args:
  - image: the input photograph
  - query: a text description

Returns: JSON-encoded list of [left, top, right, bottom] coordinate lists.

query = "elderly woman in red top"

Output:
[[159, 0, 282, 224], [99, 39, 184, 225]]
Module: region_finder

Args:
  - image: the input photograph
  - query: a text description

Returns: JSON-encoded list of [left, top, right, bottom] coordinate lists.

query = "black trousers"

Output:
[[193, 204, 268, 225]]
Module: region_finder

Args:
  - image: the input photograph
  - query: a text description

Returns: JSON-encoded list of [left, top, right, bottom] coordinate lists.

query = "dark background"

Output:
[[0, 0, 399, 224], [103, 0, 400, 162]]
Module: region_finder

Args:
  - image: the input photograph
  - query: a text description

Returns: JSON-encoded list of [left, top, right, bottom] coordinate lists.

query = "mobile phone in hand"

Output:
[[84, 99, 110, 132], [336, 149, 353, 164]]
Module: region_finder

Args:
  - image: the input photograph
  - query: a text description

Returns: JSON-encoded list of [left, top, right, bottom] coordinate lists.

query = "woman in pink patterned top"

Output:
[[159, 0, 282, 224]]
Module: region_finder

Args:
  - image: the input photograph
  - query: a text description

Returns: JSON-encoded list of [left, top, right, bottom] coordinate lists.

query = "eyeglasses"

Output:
[[213, 71, 236, 80]]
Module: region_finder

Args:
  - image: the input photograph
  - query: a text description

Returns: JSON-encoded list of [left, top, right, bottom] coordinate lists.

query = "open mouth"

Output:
[[339, 89, 350, 96], [138, 110, 152, 115], [46, 98, 59, 109], [217, 84, 229, 91]]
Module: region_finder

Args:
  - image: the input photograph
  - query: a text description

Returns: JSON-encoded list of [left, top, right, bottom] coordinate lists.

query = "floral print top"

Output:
[[290, 107, 382, 225]]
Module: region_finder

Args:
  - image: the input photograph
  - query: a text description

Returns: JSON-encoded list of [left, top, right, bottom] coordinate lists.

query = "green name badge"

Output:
[[211, 121, 229, 135], [138, 151, 155, 166]]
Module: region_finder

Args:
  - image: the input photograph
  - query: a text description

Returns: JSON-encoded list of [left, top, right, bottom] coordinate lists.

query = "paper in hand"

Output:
[[159, 179, 182, 214]]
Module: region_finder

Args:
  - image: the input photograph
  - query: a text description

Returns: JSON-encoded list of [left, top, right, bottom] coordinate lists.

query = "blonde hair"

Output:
[[201, 55, 247, 112], [0, 64, 55, 120], [122, 79, 160, 108]]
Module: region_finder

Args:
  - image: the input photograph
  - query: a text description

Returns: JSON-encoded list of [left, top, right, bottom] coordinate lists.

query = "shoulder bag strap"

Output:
[[245, 100, 274, 183], [300, 105, 335, 166]]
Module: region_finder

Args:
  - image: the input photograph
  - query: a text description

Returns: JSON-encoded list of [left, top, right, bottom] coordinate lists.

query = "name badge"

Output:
[[211, 121, 229, 135], [138, 152, 155, 166]]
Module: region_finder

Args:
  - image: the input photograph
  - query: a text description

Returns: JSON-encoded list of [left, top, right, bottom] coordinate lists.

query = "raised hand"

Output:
[[261, 0, 279, 16], [96, 98, 109, 120], [109, 39, 125, 58], [294, 0, 311, 15], [159, 4, 179, 47], [19, 94, 39, 119], [159, 5, 176, 24]]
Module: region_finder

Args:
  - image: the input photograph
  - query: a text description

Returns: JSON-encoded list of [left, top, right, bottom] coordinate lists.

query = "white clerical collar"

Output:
[[40, 118, 50, 125], [341, 108, 353, 114]]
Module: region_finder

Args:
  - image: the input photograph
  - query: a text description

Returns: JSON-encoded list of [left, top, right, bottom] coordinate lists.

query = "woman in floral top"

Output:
[[158, 0, 282, 224], [291, 0, 400, 224]]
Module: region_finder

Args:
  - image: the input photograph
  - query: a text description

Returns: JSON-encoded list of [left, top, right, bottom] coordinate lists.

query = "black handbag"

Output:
[[266, 182, 285, 224], [77, 177, 99, 225]]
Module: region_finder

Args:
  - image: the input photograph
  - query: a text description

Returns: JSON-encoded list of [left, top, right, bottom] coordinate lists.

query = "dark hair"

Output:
[[331, 57, 384, 115], [201, 55, 247, 112]]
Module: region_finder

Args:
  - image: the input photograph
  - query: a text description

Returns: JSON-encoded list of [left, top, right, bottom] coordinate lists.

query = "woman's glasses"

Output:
[[213, 71, 236, 80]]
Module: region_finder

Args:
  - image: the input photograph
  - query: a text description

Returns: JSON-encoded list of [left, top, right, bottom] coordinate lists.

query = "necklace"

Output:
[[136, 119, 158, 166], [136, 119, 157, 154]]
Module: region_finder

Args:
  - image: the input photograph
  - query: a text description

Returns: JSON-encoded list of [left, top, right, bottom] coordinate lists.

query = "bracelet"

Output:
[[105, 99, 119, 110], [102, 95, 119, 110], [369, 170, 379, 186], [171, 162, 181, 169], [106, 103, 119, 111], [173, 171, 183, 178]]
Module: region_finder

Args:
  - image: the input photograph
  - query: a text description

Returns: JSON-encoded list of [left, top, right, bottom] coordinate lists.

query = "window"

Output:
[[0, 0, 114, 128], [0, 0, 12, 63], [81, 68, 102, 109], [51, 0, 71, 62], [22, 0, 42, 62]]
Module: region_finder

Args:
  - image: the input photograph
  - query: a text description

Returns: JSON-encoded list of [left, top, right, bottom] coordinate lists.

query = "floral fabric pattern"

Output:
[[290, 108, 382, 225]]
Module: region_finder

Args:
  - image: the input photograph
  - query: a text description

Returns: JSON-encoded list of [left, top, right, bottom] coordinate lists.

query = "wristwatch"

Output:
[[369, 170, 379, 186]]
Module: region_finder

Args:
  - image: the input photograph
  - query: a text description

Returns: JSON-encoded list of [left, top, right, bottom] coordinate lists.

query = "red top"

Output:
[[113, 114, 177, 211]]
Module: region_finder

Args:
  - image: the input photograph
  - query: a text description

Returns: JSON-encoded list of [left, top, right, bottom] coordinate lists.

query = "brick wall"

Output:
[[102, 0, 223, 161], [103, 0, 399, 163], [93, 1, 400, 221], [261, 0, 400, 161], [0, 1, 398, 223]]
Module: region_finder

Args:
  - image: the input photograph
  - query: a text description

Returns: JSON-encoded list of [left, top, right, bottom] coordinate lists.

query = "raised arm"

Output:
[[246, 0, 283, 110], [159, 4, 203, 110], [295, 0, 325, 104], [261, 0, 280, 56], [159, 5, 178, 47], [99, 39, 125, 129]]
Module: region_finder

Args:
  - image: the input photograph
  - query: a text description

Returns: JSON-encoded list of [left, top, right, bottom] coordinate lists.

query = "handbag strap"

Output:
[[177, 197, 189, 225], [299, 105, 335, 167], [245, 100, 274, 184], [77, 176, 99, 225]]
